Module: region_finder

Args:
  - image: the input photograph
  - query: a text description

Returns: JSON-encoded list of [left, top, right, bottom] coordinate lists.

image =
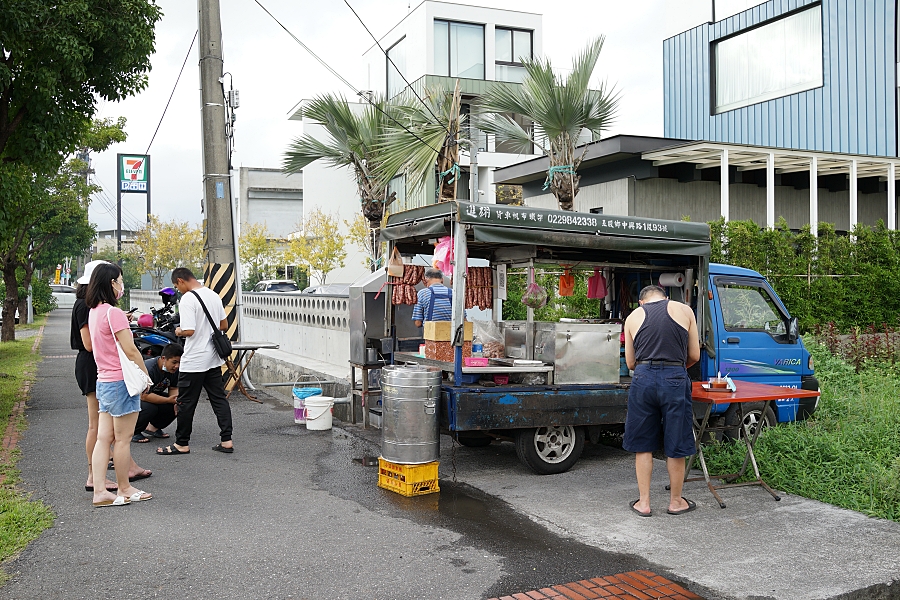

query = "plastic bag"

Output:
[[587, 268, 607, 299], [432, 236, 453, 275], [559, 268, 574, 297], [471, 319, 505, 358], [521, 282, 548, 309], [387, 247, 404, 278]]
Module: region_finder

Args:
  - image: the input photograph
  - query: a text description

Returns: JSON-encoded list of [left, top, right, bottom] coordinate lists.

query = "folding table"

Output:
[[224, 341, 279, 402], [688, 380, 821, 508]]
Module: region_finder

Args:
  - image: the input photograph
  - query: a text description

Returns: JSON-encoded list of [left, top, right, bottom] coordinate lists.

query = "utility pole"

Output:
[[198, 0, 239, 341]]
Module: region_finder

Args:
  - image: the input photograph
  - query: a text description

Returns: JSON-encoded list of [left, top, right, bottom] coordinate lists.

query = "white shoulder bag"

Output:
[[107, 308, 152, 396]]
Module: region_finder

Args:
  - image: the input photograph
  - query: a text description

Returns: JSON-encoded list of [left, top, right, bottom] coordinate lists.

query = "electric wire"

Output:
[[342, 0, 454, 140], [250, 0, 446, 159], [144, 30, 198, 156]]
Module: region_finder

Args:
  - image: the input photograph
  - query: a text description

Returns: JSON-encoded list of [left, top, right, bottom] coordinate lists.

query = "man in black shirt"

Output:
[[132, 343, 183, 443]]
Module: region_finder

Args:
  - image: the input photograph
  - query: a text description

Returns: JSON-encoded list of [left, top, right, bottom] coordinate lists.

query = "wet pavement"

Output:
[[1, 310, 705, 600]]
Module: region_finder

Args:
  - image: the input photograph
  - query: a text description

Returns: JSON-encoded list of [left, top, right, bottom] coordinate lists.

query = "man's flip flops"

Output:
[[157, 445, 189, 455], [129, 470, 152, 482], [667, 498, 697, 515], [142, 429, 169, 439], [630, 499, 652, 517], [212, 444, 234, 453]]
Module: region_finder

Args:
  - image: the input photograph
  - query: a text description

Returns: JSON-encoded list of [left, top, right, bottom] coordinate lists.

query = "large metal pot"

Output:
[[381, 365, 442, 464]]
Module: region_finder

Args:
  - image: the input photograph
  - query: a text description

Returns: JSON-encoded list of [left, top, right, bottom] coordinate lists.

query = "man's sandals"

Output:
[[157, 445, 189, 455]]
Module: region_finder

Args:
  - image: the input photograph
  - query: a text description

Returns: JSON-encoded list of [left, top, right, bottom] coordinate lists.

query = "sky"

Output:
[[89, 0, 763, 232]]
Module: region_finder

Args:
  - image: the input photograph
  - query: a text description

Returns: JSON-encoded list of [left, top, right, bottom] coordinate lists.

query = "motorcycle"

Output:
[[132, 287, 181, 358]]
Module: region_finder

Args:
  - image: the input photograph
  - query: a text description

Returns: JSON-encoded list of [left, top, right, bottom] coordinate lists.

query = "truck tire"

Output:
[[515, 426, 585, 475], [724, 403, 776, 440], [455, 433, 493, 447]]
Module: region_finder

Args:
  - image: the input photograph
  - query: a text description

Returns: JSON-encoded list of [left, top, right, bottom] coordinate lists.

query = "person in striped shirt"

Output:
[[412, 268, 452, 326]]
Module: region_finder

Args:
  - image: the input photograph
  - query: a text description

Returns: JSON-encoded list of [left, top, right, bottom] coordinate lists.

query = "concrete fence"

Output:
[[129, 290, 160, 314]]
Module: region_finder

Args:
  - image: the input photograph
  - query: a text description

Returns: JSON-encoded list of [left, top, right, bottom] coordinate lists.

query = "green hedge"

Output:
[[710, 218, 900, 331]]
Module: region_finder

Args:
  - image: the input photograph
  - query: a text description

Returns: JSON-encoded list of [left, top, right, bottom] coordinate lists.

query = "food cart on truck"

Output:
[[368, 200, 710, 474], [353, 200, 818, 475]]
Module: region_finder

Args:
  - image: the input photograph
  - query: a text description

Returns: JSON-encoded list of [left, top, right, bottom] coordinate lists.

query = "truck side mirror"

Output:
[[788, 317, 799, 342]]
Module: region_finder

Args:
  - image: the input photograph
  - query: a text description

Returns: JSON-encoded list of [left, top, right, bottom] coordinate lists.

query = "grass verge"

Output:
[[703, 343, 900, 521], [0, 328, 55, 584]]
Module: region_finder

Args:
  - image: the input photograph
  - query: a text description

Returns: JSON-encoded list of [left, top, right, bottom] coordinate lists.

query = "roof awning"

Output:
[[642, 141, 900, 179]]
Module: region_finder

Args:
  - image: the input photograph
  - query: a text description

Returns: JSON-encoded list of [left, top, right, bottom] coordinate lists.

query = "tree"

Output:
[[283, 94, 398, 229], [0, 118, 122, 340], [128, 216, 204, 289], [378, 81, 468, 203], [345, 213, 385, 271], [0, 1, 161, 173], [285, 209, 347, 285], [476, 37, 619, 211], [238, 222, 281, 290]]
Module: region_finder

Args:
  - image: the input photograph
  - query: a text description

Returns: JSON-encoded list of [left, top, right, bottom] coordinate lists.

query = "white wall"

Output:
[[525, 177, 632, 215], [299, 116, 370, 286]]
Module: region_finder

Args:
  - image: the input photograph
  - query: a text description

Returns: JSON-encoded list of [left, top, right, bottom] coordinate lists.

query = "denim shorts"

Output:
[[96, 380, 141, 417], [623, 364, 696, 458]]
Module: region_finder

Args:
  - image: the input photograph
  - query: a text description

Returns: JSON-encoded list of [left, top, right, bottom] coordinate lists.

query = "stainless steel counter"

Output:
[[393, 352, 554, 374]]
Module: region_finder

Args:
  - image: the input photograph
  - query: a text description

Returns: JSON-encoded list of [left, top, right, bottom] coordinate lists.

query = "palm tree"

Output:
[[283, 94, 397, 229], [476, 37, 619, 211], [377, 80, 468, 203]]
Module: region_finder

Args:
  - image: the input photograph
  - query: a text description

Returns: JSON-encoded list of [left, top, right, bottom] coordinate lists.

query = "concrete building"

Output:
[[92, 229, 137, 254], [237, 167, 303, 239], [361, 0, 543, 209]]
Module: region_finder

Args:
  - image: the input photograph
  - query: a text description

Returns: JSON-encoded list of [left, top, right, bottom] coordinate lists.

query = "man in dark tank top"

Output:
[[622, 284, 700, 517]]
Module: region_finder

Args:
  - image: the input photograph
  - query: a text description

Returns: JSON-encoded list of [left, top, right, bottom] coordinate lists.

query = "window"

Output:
[[387, 37, 406, 97], [434, 20, 484, 80], [713, 4, 822, 114], [717, 282, 786, 334], [495, 27, 532, 83]]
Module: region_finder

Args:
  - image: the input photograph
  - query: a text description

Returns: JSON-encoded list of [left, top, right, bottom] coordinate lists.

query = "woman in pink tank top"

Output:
[[85, 263, 153, 507]]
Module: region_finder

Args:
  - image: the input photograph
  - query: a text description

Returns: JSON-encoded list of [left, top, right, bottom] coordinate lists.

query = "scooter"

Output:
[[131, 287, 181, 357]]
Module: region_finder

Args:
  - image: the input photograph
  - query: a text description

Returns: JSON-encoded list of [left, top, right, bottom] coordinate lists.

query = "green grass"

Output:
[[0, 333, 55, 582], [703, 343, 900, 521], [13, 314, 47, 332]]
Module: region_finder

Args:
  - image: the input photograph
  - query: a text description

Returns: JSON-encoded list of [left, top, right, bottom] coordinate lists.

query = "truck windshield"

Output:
[[716, 282, 786, 334]]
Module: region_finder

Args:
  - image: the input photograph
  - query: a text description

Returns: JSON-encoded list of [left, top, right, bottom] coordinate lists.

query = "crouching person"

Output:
[[133, 343, 183, 443]]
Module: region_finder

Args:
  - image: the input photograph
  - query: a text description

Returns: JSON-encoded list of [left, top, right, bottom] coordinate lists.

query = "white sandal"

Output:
[[128, 490, 152, 502], [93, 495, 130, 508]]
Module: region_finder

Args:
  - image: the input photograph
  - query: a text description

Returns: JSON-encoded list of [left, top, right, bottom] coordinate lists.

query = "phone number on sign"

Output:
[[546, 214, 597, 227]]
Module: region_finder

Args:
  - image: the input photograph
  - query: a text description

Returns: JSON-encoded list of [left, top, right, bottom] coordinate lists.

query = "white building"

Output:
[[289, 1, 545, 285], [237, 167, 303, 239]]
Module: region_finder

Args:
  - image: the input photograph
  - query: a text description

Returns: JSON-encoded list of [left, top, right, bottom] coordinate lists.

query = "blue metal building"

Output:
[[664, 0, 898, 157]]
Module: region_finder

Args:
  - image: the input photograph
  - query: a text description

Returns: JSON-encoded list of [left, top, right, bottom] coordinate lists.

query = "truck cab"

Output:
[[703, 263, 819, 430]]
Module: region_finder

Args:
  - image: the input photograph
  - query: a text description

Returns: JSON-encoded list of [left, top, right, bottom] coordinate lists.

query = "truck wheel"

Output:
[[515, 426, 585, 475], [456, 433, 493, 448], [725, 403, 776, 440]]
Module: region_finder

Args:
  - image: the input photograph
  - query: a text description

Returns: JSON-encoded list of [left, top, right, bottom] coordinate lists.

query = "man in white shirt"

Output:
[[156, 267, 235, 455]]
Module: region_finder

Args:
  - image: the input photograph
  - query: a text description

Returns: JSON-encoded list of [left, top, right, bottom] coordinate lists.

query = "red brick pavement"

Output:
[[488, 570, 704, 600]]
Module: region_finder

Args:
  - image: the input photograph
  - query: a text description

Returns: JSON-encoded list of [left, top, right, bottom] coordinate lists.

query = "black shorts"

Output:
[[75, 350, 98, 396], [623, 364, 695, 458]]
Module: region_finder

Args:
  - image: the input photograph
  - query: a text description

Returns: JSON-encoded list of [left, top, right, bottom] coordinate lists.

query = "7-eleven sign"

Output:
[[119, 154, 150, 193]]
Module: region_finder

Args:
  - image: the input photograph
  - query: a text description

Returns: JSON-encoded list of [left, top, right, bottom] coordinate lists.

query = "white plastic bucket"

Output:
[[305, 396, 334, 430]]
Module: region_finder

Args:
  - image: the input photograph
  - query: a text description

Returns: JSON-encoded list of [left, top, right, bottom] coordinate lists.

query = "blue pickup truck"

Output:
[[381, 202, 819, 474]]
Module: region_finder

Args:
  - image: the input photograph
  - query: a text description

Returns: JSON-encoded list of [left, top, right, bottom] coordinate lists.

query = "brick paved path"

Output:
[[489, 570, 704, 600]]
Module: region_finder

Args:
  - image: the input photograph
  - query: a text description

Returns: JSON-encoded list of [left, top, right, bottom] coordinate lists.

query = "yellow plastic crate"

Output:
[[377, 458, 440, 497]]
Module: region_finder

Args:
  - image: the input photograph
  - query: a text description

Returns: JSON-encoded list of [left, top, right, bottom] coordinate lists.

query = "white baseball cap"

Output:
[[77, 260, 111, 285]]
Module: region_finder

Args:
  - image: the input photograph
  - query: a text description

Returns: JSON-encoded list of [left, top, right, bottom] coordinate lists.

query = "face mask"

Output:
[[114, 282, 124, 300], [161, 364, 167, 372]]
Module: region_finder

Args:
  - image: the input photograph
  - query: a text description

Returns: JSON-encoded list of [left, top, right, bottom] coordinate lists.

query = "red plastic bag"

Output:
[[587, 268, 607, 299], [522, 282, 548, 309], [559, 268, 574, 297]]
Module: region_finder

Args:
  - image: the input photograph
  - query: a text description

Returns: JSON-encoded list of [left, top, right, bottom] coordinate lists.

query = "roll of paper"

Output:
[[659, 272, 685, 287]]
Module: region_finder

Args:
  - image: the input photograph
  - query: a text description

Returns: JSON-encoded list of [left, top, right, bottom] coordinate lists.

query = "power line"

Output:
[[342, 0, 453, 140], [145, 30, 198, 156], [250, 0, 446, 159]]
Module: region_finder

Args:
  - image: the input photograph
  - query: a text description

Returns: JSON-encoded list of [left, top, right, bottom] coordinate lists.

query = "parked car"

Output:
[[50, 284, 77, 309], [252, 280, 300, 293], [302, 283, 350, 295]]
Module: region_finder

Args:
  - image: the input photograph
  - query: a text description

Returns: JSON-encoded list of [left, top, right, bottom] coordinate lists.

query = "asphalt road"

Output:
[[1, 310, 693, 600]]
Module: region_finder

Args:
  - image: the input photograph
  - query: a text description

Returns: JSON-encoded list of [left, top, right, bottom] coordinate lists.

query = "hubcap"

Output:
[[532, 426, 575, 464], [742, 411, 766, 437]]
